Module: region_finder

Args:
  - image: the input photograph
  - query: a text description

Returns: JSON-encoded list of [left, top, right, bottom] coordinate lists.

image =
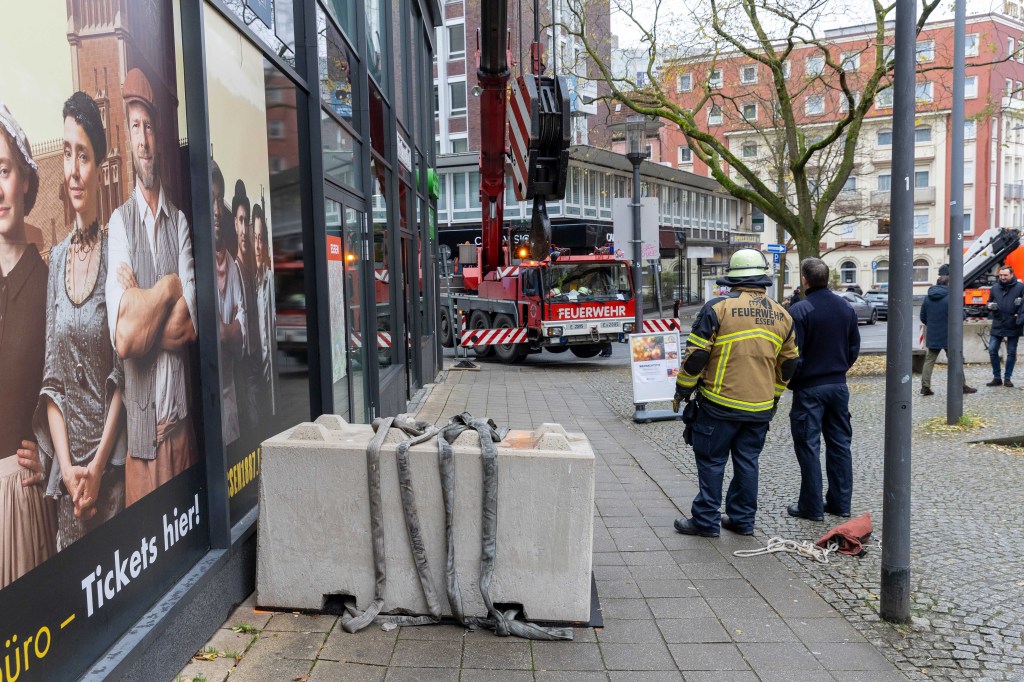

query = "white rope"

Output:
[[733, 536, 840, 564]]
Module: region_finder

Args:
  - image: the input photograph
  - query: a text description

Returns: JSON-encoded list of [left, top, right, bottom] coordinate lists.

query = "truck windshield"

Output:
[[546, 262, 632, 302]]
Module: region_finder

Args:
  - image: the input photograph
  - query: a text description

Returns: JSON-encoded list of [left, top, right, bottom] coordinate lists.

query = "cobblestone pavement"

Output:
[[584, 361, 1024, 682]]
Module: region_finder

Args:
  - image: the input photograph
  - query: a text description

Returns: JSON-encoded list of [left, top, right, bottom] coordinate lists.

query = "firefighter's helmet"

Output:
[[727, 248, 770, 277]]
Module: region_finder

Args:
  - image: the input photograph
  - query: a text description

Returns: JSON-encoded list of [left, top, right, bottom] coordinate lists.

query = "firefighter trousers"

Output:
[[689, 409, 769, 535]]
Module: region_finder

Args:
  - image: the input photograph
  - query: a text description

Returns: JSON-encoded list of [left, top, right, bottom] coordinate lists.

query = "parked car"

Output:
[[864, 290, 888, 320], [841, 291, 878, 325]]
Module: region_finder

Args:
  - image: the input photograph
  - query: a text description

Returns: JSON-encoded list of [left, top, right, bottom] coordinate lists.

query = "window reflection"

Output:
[[317, 7, 358, 127], [370, 157, 394, 369]]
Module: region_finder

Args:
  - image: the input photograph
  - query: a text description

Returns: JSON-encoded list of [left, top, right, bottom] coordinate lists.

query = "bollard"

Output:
[[256, 416, 595, 623]]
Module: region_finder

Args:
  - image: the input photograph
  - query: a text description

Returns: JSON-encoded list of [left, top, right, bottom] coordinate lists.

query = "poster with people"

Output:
[[0, 1, 209, 678], [204, 6, 280, 522]]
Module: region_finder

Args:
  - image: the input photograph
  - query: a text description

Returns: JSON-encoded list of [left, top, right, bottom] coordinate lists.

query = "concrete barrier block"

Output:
[[256, 419, 595, 623]]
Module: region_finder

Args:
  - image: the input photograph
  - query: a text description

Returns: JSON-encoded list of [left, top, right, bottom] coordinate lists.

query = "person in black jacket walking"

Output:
[[920, 276, 977, 396], [786, 259, 860, 521], [986, 266, 1024, 387]]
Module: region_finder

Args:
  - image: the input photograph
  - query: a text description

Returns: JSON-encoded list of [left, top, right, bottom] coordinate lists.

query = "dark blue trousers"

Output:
[[689, 409, 769, 534], [789, 384, 853, 517], [989, 335, 1019, 380]]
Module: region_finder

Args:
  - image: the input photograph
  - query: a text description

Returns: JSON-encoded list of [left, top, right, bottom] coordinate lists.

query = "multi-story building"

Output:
[[655, 12, 1024, 296]]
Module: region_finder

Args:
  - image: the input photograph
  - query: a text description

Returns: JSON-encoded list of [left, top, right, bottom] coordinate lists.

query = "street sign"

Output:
[[772, 253, 781, 264], [766, 243, 786, 254], [612, 197, 660, 261], [872, 261, 878, 270]]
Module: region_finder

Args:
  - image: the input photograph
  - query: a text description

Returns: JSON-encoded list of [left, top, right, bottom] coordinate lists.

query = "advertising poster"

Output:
[[0, 1, 209, 678], [629, 332, 682, 403], [204, 6, 283, 523], [327, 235, 348, 385]]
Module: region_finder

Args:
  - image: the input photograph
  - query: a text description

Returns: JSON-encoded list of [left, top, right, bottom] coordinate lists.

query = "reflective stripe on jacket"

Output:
[[677, 287, 799, 417]]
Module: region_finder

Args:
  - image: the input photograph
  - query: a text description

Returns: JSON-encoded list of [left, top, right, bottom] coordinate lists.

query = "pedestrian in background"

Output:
[[786, 258, 859, 522], [920, 275, 977, 396], [672, 249, 799, 537], [986, 266, 1024, 387]]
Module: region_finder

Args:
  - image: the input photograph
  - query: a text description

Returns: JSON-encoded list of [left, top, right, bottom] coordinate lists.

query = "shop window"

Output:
[[366, 0, 390, 94], [322, 110, 362, 190], [318, 7, 359, 127], [222, 0, 296, 65], [324, 0, 356, 39], [204, 5, 312, 524]]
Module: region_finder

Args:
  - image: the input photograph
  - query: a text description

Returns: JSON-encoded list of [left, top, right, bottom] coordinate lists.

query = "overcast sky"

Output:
[[610, 0, 1008, 51]]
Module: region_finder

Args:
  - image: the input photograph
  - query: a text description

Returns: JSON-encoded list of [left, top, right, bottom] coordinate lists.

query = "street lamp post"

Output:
[[625, 115, 649, 337]]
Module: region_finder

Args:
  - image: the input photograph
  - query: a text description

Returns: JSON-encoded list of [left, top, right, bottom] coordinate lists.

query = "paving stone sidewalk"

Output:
[[177, 358, 904, 682]]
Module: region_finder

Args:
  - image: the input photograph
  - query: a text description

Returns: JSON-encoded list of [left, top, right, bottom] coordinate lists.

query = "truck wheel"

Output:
[[439, 309, 454, 348], [492, 314, 525, 364], [570, 345, 602, 359], [468, 310, 495, 358]]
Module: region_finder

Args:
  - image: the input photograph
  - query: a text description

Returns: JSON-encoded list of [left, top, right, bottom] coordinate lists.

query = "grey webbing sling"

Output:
[[342, 413, 572, 641]]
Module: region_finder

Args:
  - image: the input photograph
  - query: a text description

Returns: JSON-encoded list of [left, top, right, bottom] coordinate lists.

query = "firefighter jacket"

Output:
[[676, 284, 799, 422]]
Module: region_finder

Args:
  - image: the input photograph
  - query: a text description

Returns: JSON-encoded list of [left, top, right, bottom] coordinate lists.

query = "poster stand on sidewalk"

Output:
[[628, 331, 685, 423]]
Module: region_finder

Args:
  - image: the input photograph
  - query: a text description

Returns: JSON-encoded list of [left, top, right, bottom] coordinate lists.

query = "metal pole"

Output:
[[776, 222, 785, 302], [652, 260, 665, 317], [881, 0, 916, 624], [947, 0, 966, 422], [630, 155, 644, 333]]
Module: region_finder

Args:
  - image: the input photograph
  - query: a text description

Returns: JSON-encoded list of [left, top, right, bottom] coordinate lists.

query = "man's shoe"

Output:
[[920, 387, 934, 396], [963, 385, 978, 394], [987, 378, 1003, 387], [1005, 379, 1015, 388], [824, 505, 851, 518], [786, 503, 823, 522], [721, 515, 754, 536], [674, 517, 719, 537]]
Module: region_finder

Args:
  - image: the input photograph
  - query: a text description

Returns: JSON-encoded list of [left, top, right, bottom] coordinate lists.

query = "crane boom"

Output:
[[477, 0, 510, 278]]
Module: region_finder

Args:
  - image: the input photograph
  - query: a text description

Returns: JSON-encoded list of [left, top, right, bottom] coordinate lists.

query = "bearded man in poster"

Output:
[[105, 68, 198, 506]]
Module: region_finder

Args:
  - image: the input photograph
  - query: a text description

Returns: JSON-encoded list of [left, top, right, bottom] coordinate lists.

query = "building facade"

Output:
[[0, 0, 441, 679], [655, 12, 1024, 295]]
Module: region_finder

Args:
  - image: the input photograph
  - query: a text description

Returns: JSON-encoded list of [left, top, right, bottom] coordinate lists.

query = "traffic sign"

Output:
[[872, 261, 878, 270], [772, 253, 781, 264], [766, 243, 786, 254]]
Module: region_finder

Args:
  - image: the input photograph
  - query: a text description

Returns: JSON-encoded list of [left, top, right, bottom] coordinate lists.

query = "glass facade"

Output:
[[0, 0, 441, 677]]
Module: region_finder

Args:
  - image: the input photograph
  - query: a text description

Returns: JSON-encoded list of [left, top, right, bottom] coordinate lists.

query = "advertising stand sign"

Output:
[[629, 331, 682, 404]]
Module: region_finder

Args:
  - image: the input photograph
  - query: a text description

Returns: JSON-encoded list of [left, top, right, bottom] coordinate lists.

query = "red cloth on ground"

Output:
[[816, 512, 872, 556]]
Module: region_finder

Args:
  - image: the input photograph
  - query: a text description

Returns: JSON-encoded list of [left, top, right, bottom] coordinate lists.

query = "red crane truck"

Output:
[[436, 0, 649, 364]]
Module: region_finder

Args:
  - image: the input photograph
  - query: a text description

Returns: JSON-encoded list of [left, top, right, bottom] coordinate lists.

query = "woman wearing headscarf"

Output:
[[34, 92, 126, 550], [0, 102, 56, 588]]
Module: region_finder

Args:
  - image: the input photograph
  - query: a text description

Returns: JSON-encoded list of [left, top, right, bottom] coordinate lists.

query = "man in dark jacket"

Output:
[[986, 266, 1024, 387], [920, 276, 977, 396], [786, 258, 860, 521]]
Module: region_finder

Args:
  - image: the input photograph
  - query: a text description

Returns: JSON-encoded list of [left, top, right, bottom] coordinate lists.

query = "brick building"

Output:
[[654, 12, 1024, 296]]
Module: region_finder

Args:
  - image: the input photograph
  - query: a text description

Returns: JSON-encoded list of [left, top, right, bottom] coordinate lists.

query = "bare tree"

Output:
[[560, 0, 958, 261]]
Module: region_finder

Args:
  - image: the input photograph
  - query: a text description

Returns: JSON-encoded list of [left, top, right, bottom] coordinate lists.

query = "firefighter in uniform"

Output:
[[673, 249, 800, 537]]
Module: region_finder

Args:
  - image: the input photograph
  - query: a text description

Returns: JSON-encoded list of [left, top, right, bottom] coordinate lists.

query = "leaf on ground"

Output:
[[194, 652, 219, 661]]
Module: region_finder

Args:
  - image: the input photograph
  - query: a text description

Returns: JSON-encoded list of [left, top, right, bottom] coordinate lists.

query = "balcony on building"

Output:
[[870, 186, 936, 207]]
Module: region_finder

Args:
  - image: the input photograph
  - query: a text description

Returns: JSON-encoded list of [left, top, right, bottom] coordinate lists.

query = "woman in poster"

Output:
[[252, 202, 276, 418], [35, 92, 126, 550], [0, 103, 56, 588]]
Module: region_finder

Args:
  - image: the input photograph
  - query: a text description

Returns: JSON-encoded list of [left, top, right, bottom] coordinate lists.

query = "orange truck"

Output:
[[961, 227, 1024, 317]]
